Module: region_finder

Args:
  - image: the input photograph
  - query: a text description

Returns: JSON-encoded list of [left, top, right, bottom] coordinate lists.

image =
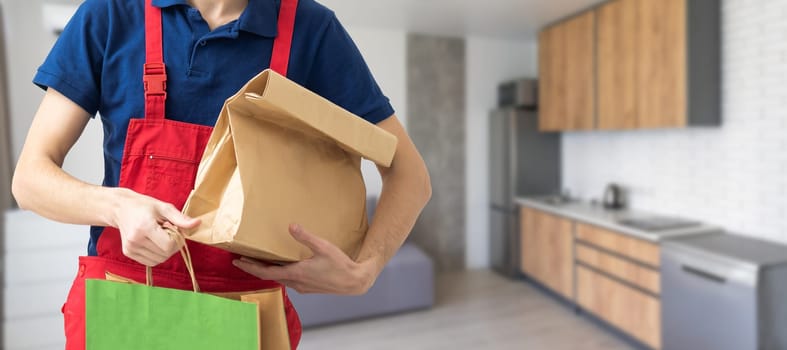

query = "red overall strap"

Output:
[[270, 0, 299, 75], [144, 0, 166, 119]]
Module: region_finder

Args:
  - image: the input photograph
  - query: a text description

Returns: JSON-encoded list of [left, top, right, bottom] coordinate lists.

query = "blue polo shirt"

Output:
[[33, 0, 394, 255]]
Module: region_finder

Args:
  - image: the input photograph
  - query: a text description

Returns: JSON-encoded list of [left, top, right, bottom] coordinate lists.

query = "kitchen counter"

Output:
[[516, 196, 720, 242]]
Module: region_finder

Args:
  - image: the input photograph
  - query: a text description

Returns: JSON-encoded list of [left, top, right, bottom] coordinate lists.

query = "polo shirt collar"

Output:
[[151, 0, 278, 38], [152, 0, 187, 8]]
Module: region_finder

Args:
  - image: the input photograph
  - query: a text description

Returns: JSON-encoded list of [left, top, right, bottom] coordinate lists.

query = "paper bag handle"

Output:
[[145, 225, 201, 293]]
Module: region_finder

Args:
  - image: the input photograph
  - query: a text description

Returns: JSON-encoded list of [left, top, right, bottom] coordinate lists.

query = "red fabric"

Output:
[[144, 1, 163, 64], [270, 0, 299, 75], [144, 1, 166, 119], [63, 0, 303, 348]]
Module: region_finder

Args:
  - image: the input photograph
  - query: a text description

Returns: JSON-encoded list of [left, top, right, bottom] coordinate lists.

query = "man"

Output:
[[11, 0, 431, 348]]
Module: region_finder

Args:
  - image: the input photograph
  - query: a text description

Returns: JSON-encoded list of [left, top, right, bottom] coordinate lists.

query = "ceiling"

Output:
[[319, 0, 606, 40]]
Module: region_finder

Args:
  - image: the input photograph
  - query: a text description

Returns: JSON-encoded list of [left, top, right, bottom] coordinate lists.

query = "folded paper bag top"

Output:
[[182, 69, 398, 263]]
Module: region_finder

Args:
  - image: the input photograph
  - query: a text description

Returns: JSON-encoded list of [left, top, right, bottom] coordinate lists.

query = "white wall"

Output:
[[465, 38, 537, 269], [342, 25, 408, 197], [562, 0, 787, 244]]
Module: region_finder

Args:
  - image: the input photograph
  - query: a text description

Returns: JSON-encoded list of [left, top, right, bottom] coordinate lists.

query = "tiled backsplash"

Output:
[[562, 0, 787, 244]]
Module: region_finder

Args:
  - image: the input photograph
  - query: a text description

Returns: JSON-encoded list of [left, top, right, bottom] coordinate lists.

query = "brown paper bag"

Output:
[[183, 69, 397, 262], [217, 289, 291, 350]]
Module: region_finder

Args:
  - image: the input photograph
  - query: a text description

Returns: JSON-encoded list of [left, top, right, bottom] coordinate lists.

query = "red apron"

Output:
[[62, 0, 302, 348]]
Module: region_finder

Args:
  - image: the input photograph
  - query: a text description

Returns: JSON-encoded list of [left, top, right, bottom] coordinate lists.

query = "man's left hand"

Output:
[[232, 224, 382, 295]]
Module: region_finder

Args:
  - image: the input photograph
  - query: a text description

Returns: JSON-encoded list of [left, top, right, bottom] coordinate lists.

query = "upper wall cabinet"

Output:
[[597, 0, 638, 130], [539, 11, 595, 132], [635, 0, 687, 129], [540, 0, 721, 131]]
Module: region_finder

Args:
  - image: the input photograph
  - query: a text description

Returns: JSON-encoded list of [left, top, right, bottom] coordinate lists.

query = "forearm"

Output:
[[12, 88, 127, 228], [12, 156, 123, 227], [355, 162, 432, 275]]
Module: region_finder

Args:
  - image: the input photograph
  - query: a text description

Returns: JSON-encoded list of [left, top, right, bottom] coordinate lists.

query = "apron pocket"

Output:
[[145, 154, 200, 208]]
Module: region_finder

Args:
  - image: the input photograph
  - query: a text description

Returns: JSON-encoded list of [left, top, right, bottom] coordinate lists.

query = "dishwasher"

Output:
[[661, 233, 787, 350]]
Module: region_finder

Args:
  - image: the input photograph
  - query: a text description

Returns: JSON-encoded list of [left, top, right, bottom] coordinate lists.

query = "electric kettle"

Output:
[[603, 183, 626, 209]]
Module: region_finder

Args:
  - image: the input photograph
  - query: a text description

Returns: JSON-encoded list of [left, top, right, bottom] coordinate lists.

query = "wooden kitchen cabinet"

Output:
[[519, 205, 665, 348], [538, 11, 595, 132], [575, 222, 662, 348], [576, 243, 660, 294], [632, 0, 721, 128], [540, 0, 720, 131], [596, 0, 638, 130], [577, 266, 661, 349], [537, 26, 559, 131], [520, 207, 574, 300], [576, 223, 660, 267], [636, 0, 687, 128]]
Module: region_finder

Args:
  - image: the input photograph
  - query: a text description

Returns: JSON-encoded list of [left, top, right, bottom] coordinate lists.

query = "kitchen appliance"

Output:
[[661, 233, 787, 350], [602, 183, 625, 209], [497, 78, 537, 108], [489, 79, 560, 278]]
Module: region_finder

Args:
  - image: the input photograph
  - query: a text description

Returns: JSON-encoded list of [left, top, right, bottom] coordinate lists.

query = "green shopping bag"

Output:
[[85, 231, 260, 350]]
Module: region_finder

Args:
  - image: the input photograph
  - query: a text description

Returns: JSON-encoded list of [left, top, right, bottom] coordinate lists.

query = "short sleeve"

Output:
[[33, 0, 108, 116], [305, 14, 395, 124]]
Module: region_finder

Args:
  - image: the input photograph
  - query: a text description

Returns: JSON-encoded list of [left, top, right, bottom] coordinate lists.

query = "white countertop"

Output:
[[515, 197, 721, 242]]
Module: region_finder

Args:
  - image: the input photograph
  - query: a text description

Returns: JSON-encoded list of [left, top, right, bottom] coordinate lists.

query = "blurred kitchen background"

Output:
[[2, 0, 787, 349]]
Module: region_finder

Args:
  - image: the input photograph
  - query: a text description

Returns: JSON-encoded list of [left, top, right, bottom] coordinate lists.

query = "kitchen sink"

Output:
[[616, 217, 701, 232]]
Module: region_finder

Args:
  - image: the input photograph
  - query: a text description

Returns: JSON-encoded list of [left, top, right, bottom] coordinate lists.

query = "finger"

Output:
[[127, 254, 157, 267], [127, 247, 167, 267], [288, 224, 327, 254], [238, 257, 276, 267], [147, 226, 181, 255], [123, 229, 170, 261], [159, 203, 201, 229], [137, 236, 172, 261], [233, 258, 295, 281]]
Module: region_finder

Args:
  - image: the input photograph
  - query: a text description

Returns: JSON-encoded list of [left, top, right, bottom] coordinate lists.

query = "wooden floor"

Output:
[[299, 269, 634, 350]]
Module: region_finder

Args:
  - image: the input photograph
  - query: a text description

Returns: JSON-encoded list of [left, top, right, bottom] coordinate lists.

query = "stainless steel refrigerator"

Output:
[[489, 82, 561, 278]]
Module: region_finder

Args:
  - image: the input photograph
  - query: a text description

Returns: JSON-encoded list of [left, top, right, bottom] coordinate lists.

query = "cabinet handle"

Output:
[[681, 265, 726, 284]]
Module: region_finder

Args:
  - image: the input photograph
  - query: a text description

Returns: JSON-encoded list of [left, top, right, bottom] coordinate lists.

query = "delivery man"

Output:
[[11, 0, 432, 348]]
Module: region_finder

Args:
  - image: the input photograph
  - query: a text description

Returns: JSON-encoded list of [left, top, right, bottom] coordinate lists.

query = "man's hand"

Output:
[[232, 224, 383, 295], [111, 189, 201, 267]]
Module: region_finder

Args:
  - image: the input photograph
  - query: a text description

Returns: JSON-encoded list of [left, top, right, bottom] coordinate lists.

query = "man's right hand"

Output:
[[110, 188, 201, 267]]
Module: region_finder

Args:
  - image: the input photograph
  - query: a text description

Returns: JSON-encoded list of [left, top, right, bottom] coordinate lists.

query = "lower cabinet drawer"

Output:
[[576, 223, 660, 267], [576, 243, 660, 294], [576, 265, 661, 349]]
